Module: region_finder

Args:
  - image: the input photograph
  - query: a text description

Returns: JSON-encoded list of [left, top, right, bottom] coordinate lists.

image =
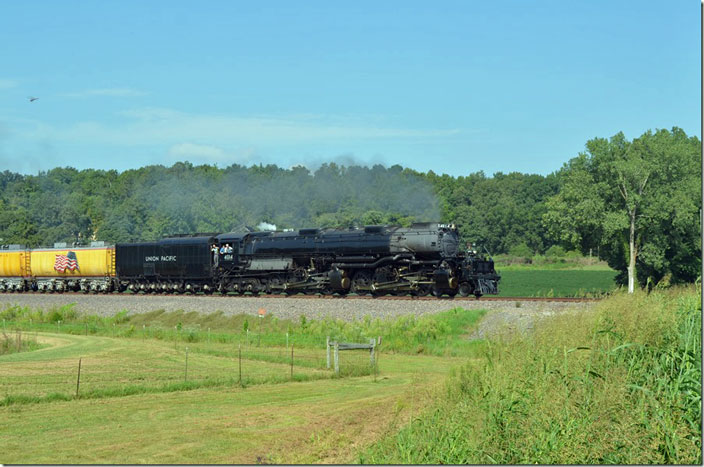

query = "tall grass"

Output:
[[0, 304, 486, 356], [0, 330, 42, 355], [360, 286, 701, 464]]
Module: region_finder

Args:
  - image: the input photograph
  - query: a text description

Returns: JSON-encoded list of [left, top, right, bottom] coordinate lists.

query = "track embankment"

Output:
[[0, 293, 597, 324]]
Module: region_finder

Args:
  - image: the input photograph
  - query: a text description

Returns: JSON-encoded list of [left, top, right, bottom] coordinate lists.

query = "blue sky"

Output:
[[0, 0, 699, 176]]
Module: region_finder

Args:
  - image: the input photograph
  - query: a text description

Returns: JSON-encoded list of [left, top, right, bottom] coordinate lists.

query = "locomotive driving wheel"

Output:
[[412, 284, 431, 297], [351, 271, 372, 295]]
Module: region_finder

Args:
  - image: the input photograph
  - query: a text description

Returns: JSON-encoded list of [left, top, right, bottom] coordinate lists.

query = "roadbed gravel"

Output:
[[0, 294, 598, 340]]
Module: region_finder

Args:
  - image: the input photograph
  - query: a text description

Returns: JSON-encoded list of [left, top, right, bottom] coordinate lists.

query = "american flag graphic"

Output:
[[54, 251, 79, 272]]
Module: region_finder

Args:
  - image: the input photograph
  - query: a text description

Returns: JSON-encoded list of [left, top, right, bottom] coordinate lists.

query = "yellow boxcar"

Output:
[[0, 250, 29, 277], [30, 247, 115, 278]]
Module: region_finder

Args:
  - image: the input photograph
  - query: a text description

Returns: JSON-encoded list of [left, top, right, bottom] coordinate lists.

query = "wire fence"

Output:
[[0, 333, 381, 401]]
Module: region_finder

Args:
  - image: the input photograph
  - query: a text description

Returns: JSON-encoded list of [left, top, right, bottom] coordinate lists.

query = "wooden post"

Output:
[[290, 344, 294, 380], [238, 344, 242, 384], [184, 347, 189, 382], [334, 342, 339, 375], [76, 357, 82, 397], [372, 338, 379, 381], [326, 336, 330, 369]]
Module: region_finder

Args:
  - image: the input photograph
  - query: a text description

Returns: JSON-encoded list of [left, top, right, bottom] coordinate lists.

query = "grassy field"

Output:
[[0, 334, 469, 463], [496, 269, 619, 297], [0, 306, 487, 463], [492, 252, 619, 297], [1, 289, 700, 464]]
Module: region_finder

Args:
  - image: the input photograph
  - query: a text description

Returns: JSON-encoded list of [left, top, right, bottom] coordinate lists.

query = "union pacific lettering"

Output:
[[145, 256, 177, 262]]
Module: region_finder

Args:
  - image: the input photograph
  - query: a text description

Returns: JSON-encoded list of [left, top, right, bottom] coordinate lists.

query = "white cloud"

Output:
[[62, 87, 147, 98], [83, 107, 461, 145], [12, 107, 463, 167], [168, 142, 256, 164]]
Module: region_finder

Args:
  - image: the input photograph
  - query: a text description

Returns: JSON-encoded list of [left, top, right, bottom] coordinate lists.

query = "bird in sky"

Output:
[[27, 96, 39, 102]]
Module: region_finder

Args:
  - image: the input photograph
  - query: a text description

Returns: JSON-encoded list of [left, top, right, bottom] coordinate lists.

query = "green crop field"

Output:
[[496, 268, 619, 297]]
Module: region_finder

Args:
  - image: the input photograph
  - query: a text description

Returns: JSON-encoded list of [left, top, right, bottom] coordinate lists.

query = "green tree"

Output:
[[544, 128, 701, 291]]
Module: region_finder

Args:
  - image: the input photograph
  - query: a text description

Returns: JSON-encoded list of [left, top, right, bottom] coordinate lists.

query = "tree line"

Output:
[[0, 127, 699, 288]]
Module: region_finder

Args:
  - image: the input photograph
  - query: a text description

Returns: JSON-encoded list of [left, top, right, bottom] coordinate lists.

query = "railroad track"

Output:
[[0, 291, 600, 303]]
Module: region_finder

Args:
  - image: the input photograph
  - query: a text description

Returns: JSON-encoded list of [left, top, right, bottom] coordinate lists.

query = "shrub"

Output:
[[545, 245, 566, 257], [508, 243, 532, 259]]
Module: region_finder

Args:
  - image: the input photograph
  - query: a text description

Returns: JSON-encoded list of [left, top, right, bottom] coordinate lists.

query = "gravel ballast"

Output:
[[0, 294, 598, 339]]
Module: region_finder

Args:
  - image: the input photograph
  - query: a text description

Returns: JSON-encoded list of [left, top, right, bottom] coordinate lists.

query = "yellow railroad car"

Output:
[[0, 249, 28, 277], [0, 248, 30, 291], [29, 246, 116, 292]]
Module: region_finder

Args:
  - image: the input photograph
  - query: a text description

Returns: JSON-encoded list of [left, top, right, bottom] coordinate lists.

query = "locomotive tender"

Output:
[[0, 223, 500, 298]]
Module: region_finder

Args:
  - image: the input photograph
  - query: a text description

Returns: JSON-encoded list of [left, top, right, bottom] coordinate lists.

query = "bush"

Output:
[[545, 245, 566, 257], [508, 243, 532, 259], [47, 304, 77, 323]]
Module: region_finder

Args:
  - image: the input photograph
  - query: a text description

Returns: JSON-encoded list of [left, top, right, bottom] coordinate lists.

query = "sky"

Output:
[[0, 0, 700, 177]]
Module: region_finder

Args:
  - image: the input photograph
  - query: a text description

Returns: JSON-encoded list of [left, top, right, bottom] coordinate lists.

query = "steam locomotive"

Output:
[[0, 223, 500, 298]]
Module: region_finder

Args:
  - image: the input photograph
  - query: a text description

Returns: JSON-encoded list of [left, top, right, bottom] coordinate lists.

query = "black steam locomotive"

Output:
[[115, 223, 500, 297]]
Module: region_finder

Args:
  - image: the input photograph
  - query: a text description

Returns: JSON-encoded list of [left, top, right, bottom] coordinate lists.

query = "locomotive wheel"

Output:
[[412, 284, 431, 297], [373, 266, 398, 284], [458, 282, 471, 297], [351, 271, 372, 295]]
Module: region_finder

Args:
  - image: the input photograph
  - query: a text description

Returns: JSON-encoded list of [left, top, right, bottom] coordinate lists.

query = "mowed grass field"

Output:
[[0, 335, 464, 464], [0, 307, 486, 464]]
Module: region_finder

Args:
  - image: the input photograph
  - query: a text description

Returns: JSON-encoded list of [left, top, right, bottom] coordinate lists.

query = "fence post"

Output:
[[326, 336, 330, 369], [238, 344, 242, 385], [290, 344, 294, 380], [334, 342, 339, 375], [76, 357, 82, 397], [184, 347, 189, 382], [370, 338, 376, 367]]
